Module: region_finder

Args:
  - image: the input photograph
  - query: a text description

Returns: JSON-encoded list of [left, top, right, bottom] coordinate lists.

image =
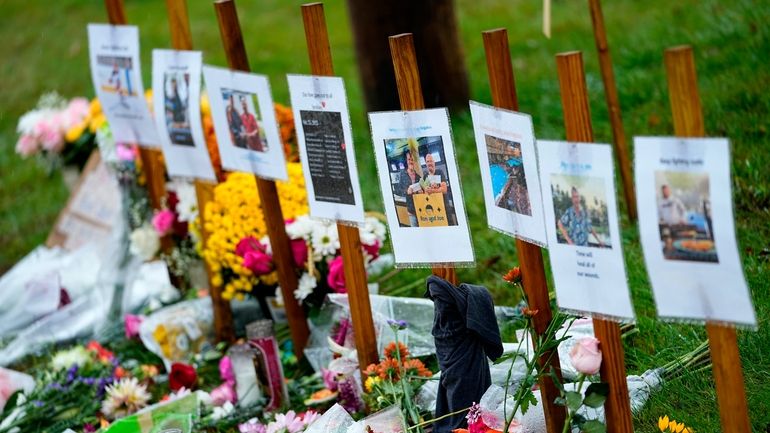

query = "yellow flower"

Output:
[[364, 375, 381, 392], [65, 121, 87, 142], [89, 113, 107, 133], [658, 416, 669, 432], [675, 423, 685, 433]]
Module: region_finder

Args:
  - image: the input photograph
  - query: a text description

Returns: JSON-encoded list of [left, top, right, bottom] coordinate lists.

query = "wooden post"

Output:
[[388, 33, 457, 285], [104, 0, 167, 212], [214, 0, 309, 355], [301, 3, 379, 370], [556, 51, 634, 433], [664, 45, 751, 433], [482, 28, 566, 433], [164, 0, 235, 343], [587, 0, 636, 222]]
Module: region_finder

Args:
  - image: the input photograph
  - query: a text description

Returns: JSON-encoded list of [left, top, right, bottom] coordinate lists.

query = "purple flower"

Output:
[[387, 319, 408, 330], [66, 364, 79, 383], [32, 400, 44, 407], [337, 378, 362, 413]]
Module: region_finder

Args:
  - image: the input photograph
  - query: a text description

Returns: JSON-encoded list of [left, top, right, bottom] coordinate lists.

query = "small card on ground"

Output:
[[634, 136, 755, 326], [152, 50, 215, 181], [287, 75, 364, 224], [537, 140, 634, 321], [368, 108, 474, 267], [87, 24, 159, 146], [469, 101, 547, 246], [202, 65, 286, 181]]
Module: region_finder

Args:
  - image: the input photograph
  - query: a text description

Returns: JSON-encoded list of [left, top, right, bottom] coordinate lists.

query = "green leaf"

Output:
[[583, 382, 610, 409], [581, 420, 607, 433], [565, 391, 583, 412]]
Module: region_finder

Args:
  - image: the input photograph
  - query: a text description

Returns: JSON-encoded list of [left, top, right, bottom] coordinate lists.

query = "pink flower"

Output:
[[290, 239, 308, 268], [39, 118, 64, 152], [321, 368, 338, 391], [270, 410, 305, 433], [219, 356, 235, 385], [362, 239, 380, 260], [301, 410, 320, 426], [210, 382, 237, 406], [244, 249, 272, 275], [124, 314, 144, 339], [236, 236, 263, 258], [65, 98, 89, 123], [15, 134, 38, 157], [151, 209, 176, 236], [239, 419, 266, 433], [569, 337, 602, 375], [326, 256, 348, 293], [116, 143, 136, 161]]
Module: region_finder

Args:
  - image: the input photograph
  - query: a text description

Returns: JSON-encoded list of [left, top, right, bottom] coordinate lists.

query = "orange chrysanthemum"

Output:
[[384, 341, 409, 361], [502, 266, 522, 284]]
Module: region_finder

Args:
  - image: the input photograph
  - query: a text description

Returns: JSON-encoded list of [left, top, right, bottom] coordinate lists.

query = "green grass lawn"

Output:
[[1, 0, 769, 431]]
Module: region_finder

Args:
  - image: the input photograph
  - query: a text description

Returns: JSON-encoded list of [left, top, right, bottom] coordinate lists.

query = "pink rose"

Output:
[[65, 98, 90, 122], [326, 256, 347, 293], [219, 356, 235, 385], [15, 135, 38, 157], [244, 249, 272, 275], [152, 209, 176, 236], [569, 337, 602, 375], [39, 118, 64, 152], [362, 239, 380, 260], [290, 239, 308, 268], [124, 314, 144, 339], [116, 143, 136, 161], [210, 382, 237, 406], [236, 236, 263, 258]]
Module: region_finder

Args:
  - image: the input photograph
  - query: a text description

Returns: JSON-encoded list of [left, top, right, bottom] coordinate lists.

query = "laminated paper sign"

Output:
[[469, 101, 547, 246], [634, 137, 755, 326], [202, 65, 287, 181], [287, 75, 364, 224], [368, 108, 474, 267], [87, 24, 159, 146], [537, 140, 634, 320], [152, 50, 216, 181]]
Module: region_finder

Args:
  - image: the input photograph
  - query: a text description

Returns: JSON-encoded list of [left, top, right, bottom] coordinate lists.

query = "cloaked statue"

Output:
[[425, 275, 504, 433]]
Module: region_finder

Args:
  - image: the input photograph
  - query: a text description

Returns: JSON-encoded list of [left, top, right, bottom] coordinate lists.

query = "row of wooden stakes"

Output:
[[99, 0, 751, 431]]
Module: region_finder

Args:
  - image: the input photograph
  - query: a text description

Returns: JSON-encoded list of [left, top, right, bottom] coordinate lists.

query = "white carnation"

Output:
[[129, 225, 160, 261], [294, 273, 317, 302]]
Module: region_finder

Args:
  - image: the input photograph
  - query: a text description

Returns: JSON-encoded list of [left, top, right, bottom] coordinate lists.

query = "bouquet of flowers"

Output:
[[15, 92, 106, 172]]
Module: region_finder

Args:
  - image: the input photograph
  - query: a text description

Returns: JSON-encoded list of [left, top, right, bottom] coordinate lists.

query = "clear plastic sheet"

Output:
[[348, 405, 405, 433], [304, 293, 519, 372], [305, 403, 354, 433]]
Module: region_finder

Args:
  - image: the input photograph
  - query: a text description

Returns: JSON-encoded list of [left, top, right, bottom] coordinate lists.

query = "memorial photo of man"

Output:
[[556, 186, 606, 248]]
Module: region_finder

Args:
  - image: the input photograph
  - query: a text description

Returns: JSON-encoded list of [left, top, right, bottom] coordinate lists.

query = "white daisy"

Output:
[[286, 215, 315, 240], [311, 223, 339, 258]]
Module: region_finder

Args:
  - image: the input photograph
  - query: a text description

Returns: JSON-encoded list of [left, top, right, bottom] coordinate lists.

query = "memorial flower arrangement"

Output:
[[15, 92, 106, 171]]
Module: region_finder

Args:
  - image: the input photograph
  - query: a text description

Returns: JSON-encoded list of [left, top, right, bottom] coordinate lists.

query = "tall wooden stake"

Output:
[[388, 33, 457, 285], [301, 3, 379, 371], [214, 0, 309, 355], [664, 45, 751, 433], [104, 0, 167, 212], [482, 28, 566, 433], [587, 0, 636, 222], [556, 51, 634, 433], [164, 0, 235, 343]]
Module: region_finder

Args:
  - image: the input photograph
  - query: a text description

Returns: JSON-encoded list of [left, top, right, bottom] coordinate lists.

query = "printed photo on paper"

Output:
[[369, 108, 474, 267], [88, 24, 158, 146], [469, 102, 547, 246], [634, 136, 755, 326], [287, 75, 364, 224], [202, 65, 286, 181], [654, 171, 717, 263], [152, 50, 215, 181], [383, 136, 457, 228], [550, 174, 612, 249], [537, 140, 634, 321]]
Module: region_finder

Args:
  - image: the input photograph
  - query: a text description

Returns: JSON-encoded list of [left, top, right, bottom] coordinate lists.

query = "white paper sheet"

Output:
[[634, 137, 755, 326], [87, 24, 159, 146], [202, 65, 287, 181], [152, 50, 216, 181], [469, 101, 547, 246], [537, 140, 634, 320], [287, 75, 364, 224], [368, 109, 474, 267]]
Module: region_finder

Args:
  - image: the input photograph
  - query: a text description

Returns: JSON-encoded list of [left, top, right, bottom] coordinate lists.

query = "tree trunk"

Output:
[[345, 0, 470, 112]]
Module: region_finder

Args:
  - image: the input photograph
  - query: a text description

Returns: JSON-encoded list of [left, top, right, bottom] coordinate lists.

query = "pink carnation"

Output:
[[326, 255, 347, 294], [210, 382, 237, 406], [15, 135, 38, 157], [152, 209, 176, 236], [124, 314, 143, 339]]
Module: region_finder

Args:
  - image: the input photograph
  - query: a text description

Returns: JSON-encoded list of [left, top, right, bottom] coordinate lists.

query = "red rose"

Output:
[[169, 362, 197, 391]]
